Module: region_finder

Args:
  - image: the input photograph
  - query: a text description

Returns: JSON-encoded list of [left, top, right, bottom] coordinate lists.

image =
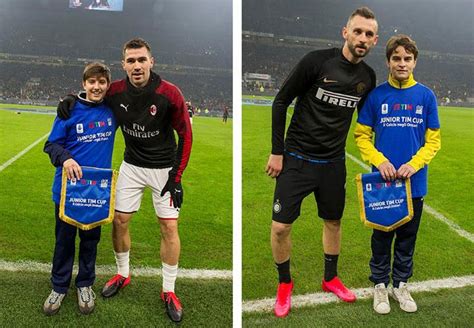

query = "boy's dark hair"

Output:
[[386, 34, 419, 61], [83, 62, 111, 83], [122, 38, 152, 57]]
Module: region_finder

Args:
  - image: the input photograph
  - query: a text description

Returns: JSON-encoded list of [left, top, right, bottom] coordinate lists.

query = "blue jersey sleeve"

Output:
[[426, 89, 440, 129], [44, 118, 72, 167], [357, 90, 377, 127], [47, 117, 68, 144]]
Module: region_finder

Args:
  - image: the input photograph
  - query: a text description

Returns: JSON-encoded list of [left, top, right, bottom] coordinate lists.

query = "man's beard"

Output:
[[348, 43, 369, 58]]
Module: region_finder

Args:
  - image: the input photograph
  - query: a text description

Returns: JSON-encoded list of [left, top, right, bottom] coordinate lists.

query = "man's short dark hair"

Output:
[[386, 34, 419, 61], [348, 6, 376, 24], [83, 62, 111, 83], [122, 38, 152, 58]]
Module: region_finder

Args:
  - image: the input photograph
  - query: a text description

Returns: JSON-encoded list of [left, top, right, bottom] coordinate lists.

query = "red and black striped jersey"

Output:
[[107, 72, 192, 182]]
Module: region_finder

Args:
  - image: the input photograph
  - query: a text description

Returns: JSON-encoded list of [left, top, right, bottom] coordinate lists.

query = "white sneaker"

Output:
[[43, 290, 66, 316], [77, 286, 96, 315], [373, 283, 390, 314], [392, 282, 417, 313]]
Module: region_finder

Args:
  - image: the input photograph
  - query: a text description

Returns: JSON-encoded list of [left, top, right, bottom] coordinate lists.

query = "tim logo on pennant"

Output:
[[81, 179, 97, 185]]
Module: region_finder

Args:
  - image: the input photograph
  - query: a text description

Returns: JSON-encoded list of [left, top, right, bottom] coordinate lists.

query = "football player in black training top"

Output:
[[265, 7, 378, 318]]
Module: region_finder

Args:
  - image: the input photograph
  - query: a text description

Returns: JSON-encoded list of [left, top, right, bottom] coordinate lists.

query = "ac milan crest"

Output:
[[149, 104, 157, 116]]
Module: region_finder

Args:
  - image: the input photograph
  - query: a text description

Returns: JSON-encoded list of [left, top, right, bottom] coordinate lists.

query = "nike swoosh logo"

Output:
[[323, 77, 338, 83]]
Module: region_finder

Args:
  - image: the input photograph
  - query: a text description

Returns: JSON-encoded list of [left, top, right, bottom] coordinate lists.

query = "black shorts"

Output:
[[272, 155, 346, 224]]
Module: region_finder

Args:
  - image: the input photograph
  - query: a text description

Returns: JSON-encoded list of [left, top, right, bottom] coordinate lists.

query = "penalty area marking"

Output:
[[345, 151, 474, 243], [0, 259, 232, 280], [0, 132, 50, 173], [242, 274, 474, 313]]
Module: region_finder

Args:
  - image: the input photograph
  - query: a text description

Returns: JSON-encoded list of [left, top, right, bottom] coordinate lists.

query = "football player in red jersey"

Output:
[[58, 38, 192, 323]]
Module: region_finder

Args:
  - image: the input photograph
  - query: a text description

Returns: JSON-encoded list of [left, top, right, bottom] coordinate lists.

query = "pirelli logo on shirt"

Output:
[[315, 88, 361, 109]]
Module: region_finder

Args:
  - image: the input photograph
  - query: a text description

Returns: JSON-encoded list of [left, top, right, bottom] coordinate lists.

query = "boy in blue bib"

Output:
[[355, 35, 441, 314], [43, 62, 117, 315]]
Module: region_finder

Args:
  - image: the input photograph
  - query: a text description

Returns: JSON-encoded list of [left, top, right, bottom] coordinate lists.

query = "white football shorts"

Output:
[[115, 161, 179, 219]]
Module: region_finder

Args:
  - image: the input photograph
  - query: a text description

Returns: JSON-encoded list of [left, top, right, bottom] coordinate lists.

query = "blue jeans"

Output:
[[369, 198, 424, 286], [51, 204, 101, 294]]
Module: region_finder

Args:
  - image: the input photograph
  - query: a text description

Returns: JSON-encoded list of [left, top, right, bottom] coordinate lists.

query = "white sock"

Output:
[[162, 262, 178, 293], [114, 251, 130, 277]]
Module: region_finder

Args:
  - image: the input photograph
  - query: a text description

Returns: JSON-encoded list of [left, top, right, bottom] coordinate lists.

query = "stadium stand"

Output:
[[243, 38, 473, 105], [0, 0, 232, 117], [242, 1, 473, 107], [243, 0, 473, 55]]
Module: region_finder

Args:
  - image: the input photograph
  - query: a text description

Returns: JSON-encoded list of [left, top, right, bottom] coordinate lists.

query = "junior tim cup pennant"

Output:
[[59, 166, 118, 230], [356, 172, 414, 232]]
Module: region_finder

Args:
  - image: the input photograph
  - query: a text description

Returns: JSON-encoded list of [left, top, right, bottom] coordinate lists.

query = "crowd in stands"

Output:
[[0, 61, 232, 117], [241, 1, 472, 105], [0, 0, 231, 69], [0, 24, 230, 69], [243, 39, 473, 105], [243, 0, 472, 55], [0, 0, 232, 116]]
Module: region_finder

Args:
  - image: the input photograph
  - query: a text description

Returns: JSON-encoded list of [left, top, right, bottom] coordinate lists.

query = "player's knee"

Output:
[[113, 212, 131, 228], [159, 220, 179, 240], [324, 219, 341, 231], [272, 221, 292, 239]]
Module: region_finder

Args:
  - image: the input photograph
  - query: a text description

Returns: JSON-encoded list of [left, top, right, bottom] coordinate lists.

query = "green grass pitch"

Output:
[[0, 108, 232, 326], [243, 285, 474, 327], [242, 104, 474, 326]]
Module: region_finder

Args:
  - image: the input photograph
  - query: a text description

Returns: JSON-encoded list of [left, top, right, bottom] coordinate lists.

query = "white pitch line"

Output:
[[345, 151, 370, 171], [346, 151, 474, 243], [0, 107, 56, 115], [423, 205, 474, 243], [243, 275, 474, 313], [0, 132, 50, 172], [0, 259, 232, 280]]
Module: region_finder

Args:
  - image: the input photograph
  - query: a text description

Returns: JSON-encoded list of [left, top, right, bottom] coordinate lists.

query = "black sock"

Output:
[[324, 254, 339, 281], [276, 259, 291, 283]]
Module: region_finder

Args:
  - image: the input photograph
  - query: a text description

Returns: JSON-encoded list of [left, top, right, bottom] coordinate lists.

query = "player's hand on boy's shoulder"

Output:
[[266, 154, 283, 178], [63, 158, 82, 180], [57, 94, 77, 120]]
